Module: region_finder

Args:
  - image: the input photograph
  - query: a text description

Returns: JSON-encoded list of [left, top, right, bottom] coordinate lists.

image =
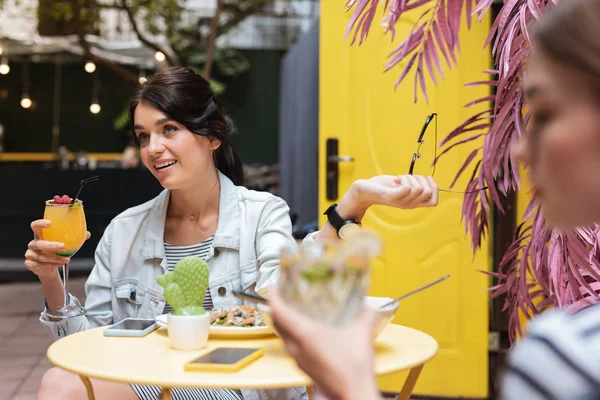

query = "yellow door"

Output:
[[319, 3, 491, 398]]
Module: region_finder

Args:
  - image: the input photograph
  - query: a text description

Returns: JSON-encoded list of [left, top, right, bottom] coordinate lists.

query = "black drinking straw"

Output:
[[70, 175, 100, 205]]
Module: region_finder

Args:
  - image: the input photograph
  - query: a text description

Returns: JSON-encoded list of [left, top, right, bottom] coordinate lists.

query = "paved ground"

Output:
[[0, 277, 87, 400]]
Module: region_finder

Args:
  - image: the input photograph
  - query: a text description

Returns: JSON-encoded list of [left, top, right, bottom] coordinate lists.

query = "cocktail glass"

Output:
[[278, 231, 381, 326], [42, 199, 87, 319]]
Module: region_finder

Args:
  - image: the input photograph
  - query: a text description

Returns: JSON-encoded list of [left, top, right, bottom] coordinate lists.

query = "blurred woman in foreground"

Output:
[[271, 0, 600, 398]]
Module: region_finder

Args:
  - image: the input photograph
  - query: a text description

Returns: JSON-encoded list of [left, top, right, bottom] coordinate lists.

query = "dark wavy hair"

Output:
[[129, 67, 244, 185]]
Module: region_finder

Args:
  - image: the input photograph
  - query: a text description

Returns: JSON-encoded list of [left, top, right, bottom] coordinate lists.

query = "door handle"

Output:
[[327, 155, 355, 163], [326, 139, 354, 201]]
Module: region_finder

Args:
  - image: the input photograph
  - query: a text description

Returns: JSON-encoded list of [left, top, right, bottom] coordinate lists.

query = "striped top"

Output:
[[501, 304, 600, 400], [131, 236, 244, 400]]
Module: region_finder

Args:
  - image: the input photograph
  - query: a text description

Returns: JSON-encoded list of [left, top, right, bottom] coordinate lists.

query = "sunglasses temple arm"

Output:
[[438, 186, 489, 194]]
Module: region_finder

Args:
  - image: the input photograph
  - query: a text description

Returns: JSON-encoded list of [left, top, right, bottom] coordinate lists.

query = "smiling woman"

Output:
[[130, 67, 243, 191]]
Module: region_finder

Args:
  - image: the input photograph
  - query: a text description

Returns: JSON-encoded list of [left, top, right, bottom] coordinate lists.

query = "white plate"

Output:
[[155, 314, 275, 339], [258, 296, 399, 339]]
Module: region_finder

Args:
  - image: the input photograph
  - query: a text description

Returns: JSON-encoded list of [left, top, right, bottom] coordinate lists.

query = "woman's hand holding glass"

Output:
[[25, 204, 92, 319], [26, 220, 91, 278], [26, 220, 74, 279], [270, 289, 382, 400]]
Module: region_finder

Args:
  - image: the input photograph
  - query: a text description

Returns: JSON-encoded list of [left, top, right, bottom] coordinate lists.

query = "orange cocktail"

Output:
[[42, 200, 86, 256], [42, 198, 87, 318]]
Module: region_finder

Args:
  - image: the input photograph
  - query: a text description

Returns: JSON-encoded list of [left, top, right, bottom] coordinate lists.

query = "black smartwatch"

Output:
[[323, 203, 362, 239]]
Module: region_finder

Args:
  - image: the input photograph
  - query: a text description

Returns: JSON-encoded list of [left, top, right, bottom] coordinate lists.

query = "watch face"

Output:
[[339, 223, 361, 240]]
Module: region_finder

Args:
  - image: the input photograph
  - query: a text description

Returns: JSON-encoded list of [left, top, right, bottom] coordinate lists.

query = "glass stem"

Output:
[[62, 262, 69, 308]]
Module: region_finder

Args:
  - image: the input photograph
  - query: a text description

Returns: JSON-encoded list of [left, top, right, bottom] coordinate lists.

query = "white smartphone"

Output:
[[103, 318, 159, 337]]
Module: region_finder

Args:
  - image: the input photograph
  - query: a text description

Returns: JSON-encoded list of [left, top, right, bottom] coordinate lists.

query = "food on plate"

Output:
[[209, 305, 266, 327]]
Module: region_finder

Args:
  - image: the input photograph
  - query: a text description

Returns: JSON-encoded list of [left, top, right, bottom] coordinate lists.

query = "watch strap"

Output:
[[323, 204, 361, 238]]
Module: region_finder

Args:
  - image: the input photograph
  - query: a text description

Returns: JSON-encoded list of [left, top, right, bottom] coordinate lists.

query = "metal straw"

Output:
[[233, 290, 268, 305], [70, 175, 100, 205], [379, 274, 450, 309]]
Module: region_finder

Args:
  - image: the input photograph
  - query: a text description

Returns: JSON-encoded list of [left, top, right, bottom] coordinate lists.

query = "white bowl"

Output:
[[364, 296, 399, 338], [167, 313, 210, 351], [258, 296, 399, 339]]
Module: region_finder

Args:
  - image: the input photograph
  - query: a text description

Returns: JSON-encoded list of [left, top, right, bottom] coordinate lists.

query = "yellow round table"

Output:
[[47, 324, 438, 400]]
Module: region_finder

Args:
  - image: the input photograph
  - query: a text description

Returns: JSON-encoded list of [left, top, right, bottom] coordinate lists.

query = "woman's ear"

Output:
[[209, 137, 222, 151]]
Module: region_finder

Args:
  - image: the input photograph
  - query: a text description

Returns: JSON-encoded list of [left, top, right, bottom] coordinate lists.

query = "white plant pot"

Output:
[[167, 313, 210, 351]]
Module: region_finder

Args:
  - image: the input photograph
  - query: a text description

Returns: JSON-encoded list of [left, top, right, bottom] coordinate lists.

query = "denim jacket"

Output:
[[40, 171, 309, 400]]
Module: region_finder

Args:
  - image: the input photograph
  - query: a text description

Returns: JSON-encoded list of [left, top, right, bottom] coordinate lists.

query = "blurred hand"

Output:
[[269, 289, 382, 400], [350, 175, 438, 211], [24, 219, 91, 280]]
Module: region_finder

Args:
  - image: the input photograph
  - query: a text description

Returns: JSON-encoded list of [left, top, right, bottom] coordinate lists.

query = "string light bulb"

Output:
[[90, 103, 101, 114], [20, 97, 32, 109], [0, 57, 9, 75], [154, 51, 166, 62], [138, 69, 147, 84], [20, 58, 31, 109], [84, 62, 96, 73], [90, 73, 101, 114]]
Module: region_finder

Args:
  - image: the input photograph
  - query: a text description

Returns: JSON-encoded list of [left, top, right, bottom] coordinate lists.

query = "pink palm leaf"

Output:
[[345, 0, 600, 341], [346, 0, 473, 102]]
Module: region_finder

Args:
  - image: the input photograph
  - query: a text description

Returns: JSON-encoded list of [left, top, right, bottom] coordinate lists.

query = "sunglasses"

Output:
[[409, 113, 488, 194]]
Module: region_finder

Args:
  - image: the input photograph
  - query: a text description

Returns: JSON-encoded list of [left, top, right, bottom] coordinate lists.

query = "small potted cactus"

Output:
[[157, 256, 210, 351]]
